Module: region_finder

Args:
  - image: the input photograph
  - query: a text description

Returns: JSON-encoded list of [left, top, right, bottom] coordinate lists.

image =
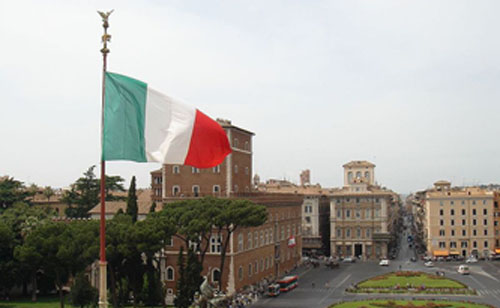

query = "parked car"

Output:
[[458, 265, 470, 275], [466, 256, 478, 263], [424, 261, 434, 267], [342, 256, 355, 263], [410, 257, 417, 262], [379, 259, 389, 266]]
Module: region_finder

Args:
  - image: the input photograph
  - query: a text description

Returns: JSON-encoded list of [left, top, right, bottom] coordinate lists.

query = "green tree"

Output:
[[68, 272, 98, 308], [0, 177, 30, 210], [213, 199, 267, 291], [0, 221, 15, 296], [126, 176, 138, 222], [174, 246, 189, 308], [43, 186, 55, 202], [1, 202, 55, 299], [21, 220, 98, 308], [64, 166, 125, 218]]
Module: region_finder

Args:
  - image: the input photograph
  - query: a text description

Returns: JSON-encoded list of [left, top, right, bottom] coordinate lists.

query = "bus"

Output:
[[267, 283, 280, 297], [277, 275, 299, 292]]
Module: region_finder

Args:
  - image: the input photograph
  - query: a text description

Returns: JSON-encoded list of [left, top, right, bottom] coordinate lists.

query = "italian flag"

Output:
[[102, 72, 231, 168]]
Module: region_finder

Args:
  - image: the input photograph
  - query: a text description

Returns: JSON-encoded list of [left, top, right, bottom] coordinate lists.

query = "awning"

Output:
[[495, 249, 500, 254], [433, 250, 449, 257], [449, 250, 459, 256]]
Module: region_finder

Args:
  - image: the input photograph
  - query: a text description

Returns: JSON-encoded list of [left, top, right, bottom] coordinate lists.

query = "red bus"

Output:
[[277, 275, 299, 292]]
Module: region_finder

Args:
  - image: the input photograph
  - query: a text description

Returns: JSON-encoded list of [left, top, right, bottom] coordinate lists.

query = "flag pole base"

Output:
[[98, 261, 108, 308]]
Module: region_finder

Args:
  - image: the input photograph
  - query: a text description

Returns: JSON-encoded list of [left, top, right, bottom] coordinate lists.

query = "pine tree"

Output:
[[126, 176, 138, 223], [174, 247, 190, 308]]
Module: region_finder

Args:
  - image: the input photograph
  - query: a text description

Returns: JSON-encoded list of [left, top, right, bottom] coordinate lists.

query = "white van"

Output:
[[458, 265, 470, 275]]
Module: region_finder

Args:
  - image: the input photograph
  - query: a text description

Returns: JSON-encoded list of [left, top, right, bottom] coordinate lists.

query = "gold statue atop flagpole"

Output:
[[98, 10, 113, 55]]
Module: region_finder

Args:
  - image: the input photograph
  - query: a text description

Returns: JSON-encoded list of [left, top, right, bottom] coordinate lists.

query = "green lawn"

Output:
[[0, 296, 75, 308], [0, 297, 168, 308], [357, 272, 465, 289], [329, 299, 494, 308]]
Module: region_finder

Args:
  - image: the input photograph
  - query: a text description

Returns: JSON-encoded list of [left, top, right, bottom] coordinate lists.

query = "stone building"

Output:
[[254, 173, 333, 255], [161, 193, 302, 304], [330, 161, 398, 259], [422, 181, 495, 258], [149, 120, 302, 303], [151, 119, 254, 202]]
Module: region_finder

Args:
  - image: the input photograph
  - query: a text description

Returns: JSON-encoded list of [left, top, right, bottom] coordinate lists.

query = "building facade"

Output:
[[161, 194, 302, 304], [151, 119, 254, 202], [330, 161, 397, 259], [423, 181, 495, 258]]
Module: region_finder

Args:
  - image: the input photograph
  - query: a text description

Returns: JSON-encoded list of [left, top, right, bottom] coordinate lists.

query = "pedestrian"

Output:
[[312, 282, 315, 288]]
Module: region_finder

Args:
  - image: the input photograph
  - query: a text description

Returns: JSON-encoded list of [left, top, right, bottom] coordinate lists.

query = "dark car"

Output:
[[410, 257, 417, 262]]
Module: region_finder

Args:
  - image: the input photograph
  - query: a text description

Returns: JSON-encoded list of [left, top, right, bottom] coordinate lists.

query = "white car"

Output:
[[465, 257, 478, 263], [379, 259, 389, 266], [458, 265, 470, 275], [424, 261, 434, 267]]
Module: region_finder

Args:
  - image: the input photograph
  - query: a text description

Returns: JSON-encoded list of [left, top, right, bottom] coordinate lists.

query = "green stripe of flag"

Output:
[[102, 72, 148, 162]]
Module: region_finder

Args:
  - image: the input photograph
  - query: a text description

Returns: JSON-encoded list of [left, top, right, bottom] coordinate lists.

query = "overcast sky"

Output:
[[1, 0, 499, 194]]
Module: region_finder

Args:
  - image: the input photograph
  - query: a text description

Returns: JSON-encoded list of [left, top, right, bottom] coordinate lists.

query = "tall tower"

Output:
[[300, 169, 311, 186], [342, 161, 375, 187]]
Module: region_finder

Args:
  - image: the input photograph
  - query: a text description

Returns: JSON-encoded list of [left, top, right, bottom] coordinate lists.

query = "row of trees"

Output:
[[0, 171, 267, 308]]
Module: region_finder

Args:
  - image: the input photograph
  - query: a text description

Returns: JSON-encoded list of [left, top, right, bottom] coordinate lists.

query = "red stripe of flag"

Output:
[[184, 110, 232, 168]]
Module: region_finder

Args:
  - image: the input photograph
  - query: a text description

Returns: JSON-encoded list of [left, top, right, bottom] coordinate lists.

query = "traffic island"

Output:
[[346, 271, 475, 295], [328, 299, 495, 308]]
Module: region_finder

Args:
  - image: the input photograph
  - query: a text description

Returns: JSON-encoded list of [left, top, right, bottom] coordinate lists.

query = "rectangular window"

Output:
[[462, 230, 466, 236], [337, 228, 341, 238], [439, 230, 445, 236], [346, 229, 351, 238], [451, 219, 455, 226], [337, 209, 342, 218], [210, 235, 221, 253], [484, 219, 488, 225], [473, 229, 477, 236], [473, 209, 477, 215], [439, 209, 444, 216], [191, 167, 200, 173], [462, 219, 466, 225], [484, 229, 488, 236], [346, 210, 351, 218], [484, 209, 488, 215], [450, 209, 455, 216], [440, 219, 444, 226], [462, 209, 466, 215], [451, 229, 455, 236], [439, 242, 446, 248]]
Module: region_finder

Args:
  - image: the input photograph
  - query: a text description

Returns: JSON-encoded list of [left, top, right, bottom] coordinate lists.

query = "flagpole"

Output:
[[98, 9, 113, 308]]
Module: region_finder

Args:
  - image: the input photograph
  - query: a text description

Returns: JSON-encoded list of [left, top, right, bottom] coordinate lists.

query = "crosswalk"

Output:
[[477, 289, 500, 296]]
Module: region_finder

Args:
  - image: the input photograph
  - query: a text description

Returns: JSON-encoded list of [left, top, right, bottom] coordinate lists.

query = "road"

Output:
[[251, 215, 500, 308]]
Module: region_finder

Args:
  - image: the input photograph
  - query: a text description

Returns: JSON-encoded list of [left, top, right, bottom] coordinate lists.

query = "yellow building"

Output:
[[424, 181, 495, 258]]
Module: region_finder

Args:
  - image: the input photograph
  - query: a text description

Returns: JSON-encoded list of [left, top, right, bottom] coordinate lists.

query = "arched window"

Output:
[[356, 171, 361, 179], [364, 171, 370, 179], [192, 185, 200, 197], [172, 185, 180, 196], [248, 263, 252, 277], [238, 266, 243, 281], [166, 266, 174, 281], [348, 172, 353, 183], [247, 232, 252, 249], [172, 165, 180, 174], [212, 268, 220, 283], [254, 232, 258, 248], [238, 233, 244, 252]]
